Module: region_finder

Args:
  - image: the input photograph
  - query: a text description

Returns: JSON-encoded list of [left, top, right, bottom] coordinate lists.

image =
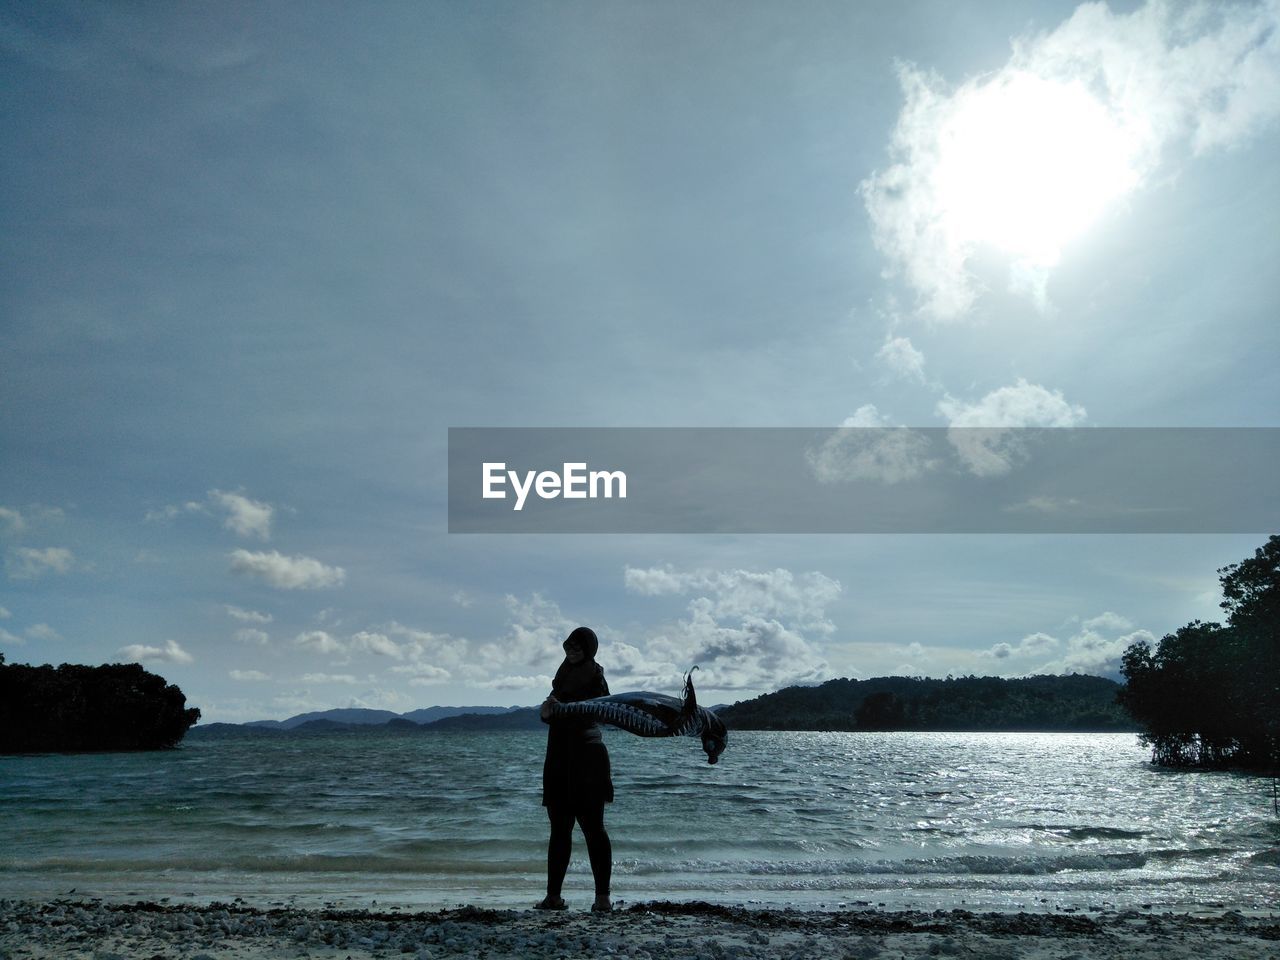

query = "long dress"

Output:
[[541, 662, 614, 808]]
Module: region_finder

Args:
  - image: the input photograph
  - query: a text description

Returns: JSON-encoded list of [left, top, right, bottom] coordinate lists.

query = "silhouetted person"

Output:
[[535, 626, 613, 911]]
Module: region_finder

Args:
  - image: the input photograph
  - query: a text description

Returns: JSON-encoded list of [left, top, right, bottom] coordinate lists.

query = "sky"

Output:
[[2, 0, 1278, 722]]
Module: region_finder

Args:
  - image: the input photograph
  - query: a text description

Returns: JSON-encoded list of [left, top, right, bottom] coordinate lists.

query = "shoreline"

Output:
[[3, 897, 1277, 960]]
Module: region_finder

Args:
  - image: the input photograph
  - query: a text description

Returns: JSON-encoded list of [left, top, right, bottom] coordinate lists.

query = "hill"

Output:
[[718, 674, 1134, 732]]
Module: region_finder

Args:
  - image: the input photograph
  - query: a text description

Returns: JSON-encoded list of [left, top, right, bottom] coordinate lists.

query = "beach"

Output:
[[2, 898, 1278, 960]]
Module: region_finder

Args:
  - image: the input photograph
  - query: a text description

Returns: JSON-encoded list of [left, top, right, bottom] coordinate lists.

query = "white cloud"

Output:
[[385, 622, 464, 667], [294, 630, 343, 655], [0, 627, 25, 646], [5, 546, 74, 579], [806, 410, 939, 485], [861, 0, 1280, 319], [624, 566, 841, 632], [229, 669, 270, 681], [25, 623, 60, 642], [938, 379, 1086, 476], [148, 490, 273, 539], [1029, 611, 1155, 677], [0, 506, 26, 534], [471, 593, 582, 675], [300, 672, 359, 684], [983, 631, 1059, 660], [841, 404, 892, 428], [451, 590, 474, 608], [209, 489, 274, 540], [391, 663, 453, 685], [234, 628, 270, 645], [623, 565, 837, 691], [117, 639, 193, 665], [229, 550, 345, 589], [876, 336, 928, 383], [1082, 611, 1133, 633], [475, 673, 554, 690], [225, 605, 272, 624], [145, 501, 207, 523], [350, 630, 404, 659], [0, 605, 9, 619]]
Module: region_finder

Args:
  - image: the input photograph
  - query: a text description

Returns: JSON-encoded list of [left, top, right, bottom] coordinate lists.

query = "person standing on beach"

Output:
[[536, 626, 614, 912]]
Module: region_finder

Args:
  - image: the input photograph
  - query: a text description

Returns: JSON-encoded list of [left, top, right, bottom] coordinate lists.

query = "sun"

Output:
[[933, 71, 1138, 267]]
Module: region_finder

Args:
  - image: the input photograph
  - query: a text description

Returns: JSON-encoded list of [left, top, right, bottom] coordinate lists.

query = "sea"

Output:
[[2, 730, 1277, 913]]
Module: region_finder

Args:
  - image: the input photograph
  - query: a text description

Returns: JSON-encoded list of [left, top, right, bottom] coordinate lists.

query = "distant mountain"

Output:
[[423, 707, 542, 731], [718, 674, 1135, 732], [401, 705, 519, 724], [246, 708, 401, 730], [186, 708, 545, 740], [240, 704, 523, 730]]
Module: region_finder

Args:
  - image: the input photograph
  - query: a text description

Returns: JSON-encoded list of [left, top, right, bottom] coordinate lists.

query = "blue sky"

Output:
[[2, 0, 1277, 721]]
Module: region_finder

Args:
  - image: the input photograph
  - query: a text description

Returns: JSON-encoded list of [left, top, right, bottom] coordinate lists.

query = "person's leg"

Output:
[[538, 805, 574, 908], [575, 802, 612, 909]]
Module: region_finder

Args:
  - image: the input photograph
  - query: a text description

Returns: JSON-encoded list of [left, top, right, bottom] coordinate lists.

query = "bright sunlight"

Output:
[[934, 71, 1139, 266]]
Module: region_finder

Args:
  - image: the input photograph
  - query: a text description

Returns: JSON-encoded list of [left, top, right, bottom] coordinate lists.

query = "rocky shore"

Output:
[[2, 898, 1278, 960]]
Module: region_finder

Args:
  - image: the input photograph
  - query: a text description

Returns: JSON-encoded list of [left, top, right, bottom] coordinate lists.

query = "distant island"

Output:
[[182, 673, 1135, 741], [187, 704, 544, 740], [717, 673, 1134, 732], [0, 654, 200, 753]]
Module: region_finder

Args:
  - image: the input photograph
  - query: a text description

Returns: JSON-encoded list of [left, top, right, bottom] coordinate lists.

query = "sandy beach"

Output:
[[2, 898, 1277, 960]]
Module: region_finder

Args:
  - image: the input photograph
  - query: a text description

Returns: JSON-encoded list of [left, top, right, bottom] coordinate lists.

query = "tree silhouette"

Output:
[[0, 659, 201, 753], [1119, 535, 1279, 770]]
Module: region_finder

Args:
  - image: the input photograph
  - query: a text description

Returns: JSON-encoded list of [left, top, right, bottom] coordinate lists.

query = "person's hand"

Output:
[[539, 696, 558, 722]]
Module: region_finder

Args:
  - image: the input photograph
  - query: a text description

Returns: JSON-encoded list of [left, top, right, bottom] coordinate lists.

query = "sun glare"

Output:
[[934, 72, 1138, 266]]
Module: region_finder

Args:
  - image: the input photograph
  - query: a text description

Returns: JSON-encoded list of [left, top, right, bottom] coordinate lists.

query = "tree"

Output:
[[0, 659, 201, 753], [1119, 536, 1279, 770]]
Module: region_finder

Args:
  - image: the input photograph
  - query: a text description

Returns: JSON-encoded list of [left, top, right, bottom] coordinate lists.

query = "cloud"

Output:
[[391, 663, 453, 685], [229, 550, 345, 589], [148, 490, 274, 539], [350, 630, 404, 659], [5, 546, 74, 579], [983, 631, 1059, 660], [876, 336, 928, 383], [861, 0, 1280, 319], [623, 565, 837, 691], [294, 630, 343, 655], [1026, 612, 1155, 677], [938, 379, 1086, 476], [234, 628, 270, 645], [0, 506, 26, 534], [385, 622, 464, 667], [470, 593, 582, 675], [0, 627, 25, 646], [806, 407, 939, 485], [0, 605, 9, 619], [117, 639, 193, 664], [209, 489, 274, 540], [300, 672, 359, 684], [475, 673, 554, 690], [230, 669, 270, 681], [1082, 611, 1133, 632], [145, 501, 207, 523], [225, 605, 273, 624], [624, 566, 841, 631], [25, 623, 60, 642]]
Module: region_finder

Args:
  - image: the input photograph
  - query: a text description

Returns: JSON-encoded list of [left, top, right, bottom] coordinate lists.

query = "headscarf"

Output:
[[551, 626, 605, 702]]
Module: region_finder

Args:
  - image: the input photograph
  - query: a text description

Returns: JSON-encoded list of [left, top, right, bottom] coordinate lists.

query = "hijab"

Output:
[[551, 626, 605, 702]]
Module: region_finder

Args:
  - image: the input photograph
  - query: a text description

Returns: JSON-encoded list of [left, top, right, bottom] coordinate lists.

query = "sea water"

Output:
[[2, 730, 1277, 912]]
